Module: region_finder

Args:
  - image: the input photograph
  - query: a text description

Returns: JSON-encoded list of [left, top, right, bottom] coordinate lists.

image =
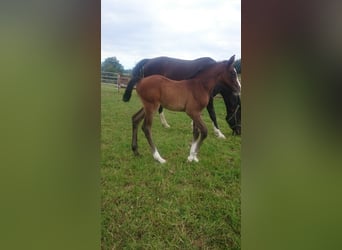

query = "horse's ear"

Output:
[[227, 55, 235, 66]]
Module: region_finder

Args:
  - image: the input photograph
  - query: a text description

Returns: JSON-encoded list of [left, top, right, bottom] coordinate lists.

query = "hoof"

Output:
[[158, 158, 167, 164], [187, 155, 199, 162], [213, 127, 226, 139], [155, 157, 166, 164], [153, 151, 166, 164], [215, 131, 226, 139]]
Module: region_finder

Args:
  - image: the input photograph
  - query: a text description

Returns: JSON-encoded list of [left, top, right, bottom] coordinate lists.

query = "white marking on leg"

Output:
[[153, 149, 166, 164], [159, 111, 170, 128], [213, 123, 226, 139], [187, 136, 200, 162]]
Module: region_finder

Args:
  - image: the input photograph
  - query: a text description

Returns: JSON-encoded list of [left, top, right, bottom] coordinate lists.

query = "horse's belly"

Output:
[[160, 93, 186, 111], [161, 98, 186, 111], [158, 83, 186, 111]]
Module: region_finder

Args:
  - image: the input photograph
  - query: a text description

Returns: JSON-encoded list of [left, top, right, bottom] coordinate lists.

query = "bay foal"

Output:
[[126, 55, 240, 163], [123, 56, 242, 137]]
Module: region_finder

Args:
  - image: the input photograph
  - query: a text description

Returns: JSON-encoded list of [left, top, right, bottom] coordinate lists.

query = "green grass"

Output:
[[101, 83, 241, 249]]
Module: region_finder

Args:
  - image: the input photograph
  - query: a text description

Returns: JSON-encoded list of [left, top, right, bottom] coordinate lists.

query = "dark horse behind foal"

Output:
[[123, 56, 241, 136], [123, 56, 240, 163]]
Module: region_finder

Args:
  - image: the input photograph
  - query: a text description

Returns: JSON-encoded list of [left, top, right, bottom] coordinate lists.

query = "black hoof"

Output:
[[133, 151, 141, 157]]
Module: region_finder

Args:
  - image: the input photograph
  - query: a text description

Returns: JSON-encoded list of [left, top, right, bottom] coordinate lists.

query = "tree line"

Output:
[[101, 57, 131, 75]]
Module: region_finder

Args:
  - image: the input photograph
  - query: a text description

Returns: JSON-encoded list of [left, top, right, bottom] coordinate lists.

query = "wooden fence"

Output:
[[101, 72, 131, 88]]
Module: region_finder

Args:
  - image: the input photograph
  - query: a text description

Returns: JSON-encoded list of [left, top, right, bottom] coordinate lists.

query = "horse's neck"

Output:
[[194, 65, 223, 92]]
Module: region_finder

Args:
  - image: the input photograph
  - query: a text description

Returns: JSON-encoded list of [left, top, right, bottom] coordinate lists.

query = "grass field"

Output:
[[101, 83, 241, 249]]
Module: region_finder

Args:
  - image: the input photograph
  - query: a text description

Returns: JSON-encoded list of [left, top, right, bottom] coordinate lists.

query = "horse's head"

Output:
[[217, 55, 241, 135], [220, 55, 241, 95], [226, 93, 241, 135]]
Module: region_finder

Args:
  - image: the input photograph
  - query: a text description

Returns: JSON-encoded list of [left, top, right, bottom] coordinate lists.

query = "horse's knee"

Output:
[[201, 127, 208, 139], [132, 115, 142, 130], [142, 122, 152, 137], [132, 119, 139, 129], [192, 126, 200, 137]]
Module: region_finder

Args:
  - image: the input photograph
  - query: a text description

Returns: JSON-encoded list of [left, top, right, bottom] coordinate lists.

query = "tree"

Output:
[[101, 57, 124, 73]]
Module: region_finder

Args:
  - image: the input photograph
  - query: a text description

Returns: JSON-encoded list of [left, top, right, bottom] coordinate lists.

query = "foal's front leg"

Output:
[[188, 121, 200, 162], [142, 109, 166, 164]]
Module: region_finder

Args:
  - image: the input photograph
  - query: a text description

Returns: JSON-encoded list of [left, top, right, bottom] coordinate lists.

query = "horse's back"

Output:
[[138, 75, 177, 90], [137, 75, 165, 94], [137, 75, 190, 111], [143, 56, 216, 80]]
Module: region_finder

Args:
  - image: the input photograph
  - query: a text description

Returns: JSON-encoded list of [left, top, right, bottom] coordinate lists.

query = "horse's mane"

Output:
[[187, 60, 220, 79], [182, 57, 217, 79]]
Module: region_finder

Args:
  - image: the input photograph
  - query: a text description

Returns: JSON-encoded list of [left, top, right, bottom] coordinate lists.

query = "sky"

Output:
[[101, 0, 241, 69]]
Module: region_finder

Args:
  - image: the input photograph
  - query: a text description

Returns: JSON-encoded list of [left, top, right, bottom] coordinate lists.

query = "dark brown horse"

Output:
[[124, 55, 240, 163], [123, 56, 241, 136]]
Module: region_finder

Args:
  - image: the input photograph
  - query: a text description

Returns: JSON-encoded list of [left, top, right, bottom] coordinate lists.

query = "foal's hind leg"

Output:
[[132, 108, 145, 156], [158, 106, 170, 128], [187, 114, 208, 162], [142, 106, 166, 163]]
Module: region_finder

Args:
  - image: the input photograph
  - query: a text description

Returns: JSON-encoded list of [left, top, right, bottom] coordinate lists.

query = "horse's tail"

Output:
[[122, 59, 148, 102]]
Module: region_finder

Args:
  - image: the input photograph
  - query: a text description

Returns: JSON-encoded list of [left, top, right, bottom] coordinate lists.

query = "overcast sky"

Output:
[[101, 0, 241, 69]]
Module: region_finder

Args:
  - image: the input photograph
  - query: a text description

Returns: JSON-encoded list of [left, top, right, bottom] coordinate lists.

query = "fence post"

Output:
[[117, 74, 120, 92]]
